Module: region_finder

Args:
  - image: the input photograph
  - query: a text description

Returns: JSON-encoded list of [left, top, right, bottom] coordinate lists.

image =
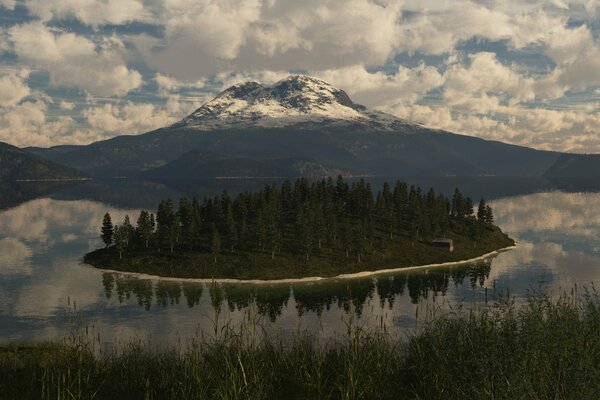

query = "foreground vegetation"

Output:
[[3, 291, 600, 399], [85, 176, 513, 279]]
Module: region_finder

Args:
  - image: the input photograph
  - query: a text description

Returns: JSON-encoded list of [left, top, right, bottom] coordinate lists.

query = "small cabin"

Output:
[[432, 238, 454, 252]]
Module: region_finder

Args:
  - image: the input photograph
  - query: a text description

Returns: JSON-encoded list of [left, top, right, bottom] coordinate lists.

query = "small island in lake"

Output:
[[84, 177, 515, 280]]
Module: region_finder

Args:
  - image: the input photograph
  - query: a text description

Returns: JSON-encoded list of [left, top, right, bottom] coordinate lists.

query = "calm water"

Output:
[[1, 178, 599, 346]]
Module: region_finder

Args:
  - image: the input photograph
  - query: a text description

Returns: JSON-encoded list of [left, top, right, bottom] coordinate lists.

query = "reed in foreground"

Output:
[[2, 290, 600, 399]]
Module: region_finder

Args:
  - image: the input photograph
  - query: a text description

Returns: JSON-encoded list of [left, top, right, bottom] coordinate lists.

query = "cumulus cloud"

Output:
[[82, 102, 177, 135], [314, 64, 444, 107], [0, 0, 15, 10], [0, 28, 10, 53], [143, 0, 404, 78], [23, 0, 151, 26], [9, 22, 143, 96], [0, 99, 71, 147], [0, 70, 31, 106], [154, 73, 206, 94], [441, 52, 535, 112], [59, 100, 75, 110]]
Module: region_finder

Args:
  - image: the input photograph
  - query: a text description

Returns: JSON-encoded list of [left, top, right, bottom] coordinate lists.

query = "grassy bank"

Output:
[[3, 290, 600, 399], [84, 225, 514, 280]]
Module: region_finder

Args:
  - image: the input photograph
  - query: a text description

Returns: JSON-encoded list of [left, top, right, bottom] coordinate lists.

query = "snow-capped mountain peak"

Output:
[[172, 75, 418, 131]]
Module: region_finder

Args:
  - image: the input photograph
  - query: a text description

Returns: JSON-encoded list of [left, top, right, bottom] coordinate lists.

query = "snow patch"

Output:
[[172, 75, 422, 132]]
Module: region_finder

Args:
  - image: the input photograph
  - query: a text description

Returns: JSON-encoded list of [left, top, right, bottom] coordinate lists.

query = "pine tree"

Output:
[[477, 199, 487, 221], [101, 212, 114, 248], [211, 228, 221, 264], [178, 198, 194, 249], [136, 210, 153, 249], [122, 215, 134, 248], [484, 205, 494, 224], [114, 225, 127, 260]]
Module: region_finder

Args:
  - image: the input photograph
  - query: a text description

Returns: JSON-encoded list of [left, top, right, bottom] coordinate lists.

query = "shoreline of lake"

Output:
[[83, 244, 517, 285]]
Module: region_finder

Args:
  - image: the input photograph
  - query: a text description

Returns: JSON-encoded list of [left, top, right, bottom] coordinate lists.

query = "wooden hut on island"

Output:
[[432, 238, 454, 252]]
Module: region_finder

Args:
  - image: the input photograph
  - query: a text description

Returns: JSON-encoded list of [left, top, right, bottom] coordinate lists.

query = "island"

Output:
[[84, 177, 515, 281]]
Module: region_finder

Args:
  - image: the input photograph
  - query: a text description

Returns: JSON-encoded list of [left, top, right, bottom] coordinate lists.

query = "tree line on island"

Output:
[[99, 176, 495, 263]]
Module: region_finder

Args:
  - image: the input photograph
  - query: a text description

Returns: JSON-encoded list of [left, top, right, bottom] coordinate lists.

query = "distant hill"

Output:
[[26, 75, 563, 179], [142, 148, 348, 179], [0, 141, 86, 182], [545, 154, 600, 178]]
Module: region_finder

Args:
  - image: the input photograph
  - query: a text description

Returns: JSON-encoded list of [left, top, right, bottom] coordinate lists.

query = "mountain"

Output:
[[0, 141, 86, 182], [142, 148, 348, 180], [0, 141, 88, 209], [26, 75, 563, 179], [171, 75, 422, 132], [544, 154, 600, 178]]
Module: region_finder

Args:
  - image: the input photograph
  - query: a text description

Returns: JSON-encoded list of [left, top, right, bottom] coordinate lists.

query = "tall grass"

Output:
[[3, 289, 600, 399]]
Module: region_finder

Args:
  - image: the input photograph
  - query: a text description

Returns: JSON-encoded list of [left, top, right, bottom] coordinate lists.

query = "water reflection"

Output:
[[3, 182, 600, 344], [99, 260, 492, 321], [0, 180, 84, 210]]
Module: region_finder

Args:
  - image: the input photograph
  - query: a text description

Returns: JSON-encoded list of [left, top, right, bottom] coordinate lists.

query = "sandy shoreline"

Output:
[[86, 244, 517, 285]]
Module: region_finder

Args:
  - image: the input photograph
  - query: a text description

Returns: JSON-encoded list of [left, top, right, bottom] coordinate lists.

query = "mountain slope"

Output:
[[544, 154, 600, 178], [143, 148, 346, 180], [27, 75, 562, 179], [0, 141, 86, 182]]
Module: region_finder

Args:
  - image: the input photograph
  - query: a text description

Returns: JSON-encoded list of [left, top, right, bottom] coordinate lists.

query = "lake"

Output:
[[1, 177, 599, 347]]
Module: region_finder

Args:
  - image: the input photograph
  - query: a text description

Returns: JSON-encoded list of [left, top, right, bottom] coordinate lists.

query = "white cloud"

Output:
[[143, 0, 404, 78], [396, 2, 562, 55], [0, 96, 82, 148], [23, 0, 151, 26], [442, 52, 535, 111], [59, 100, 75, 110], [9, 22, 143, 96], [0, 28, 10, 53], [0, 0, 15, 10], [82, 102, 175, 135], [154, 73, 206, 93], [0, 70, 31, 106], [314, 64, 444, 107]]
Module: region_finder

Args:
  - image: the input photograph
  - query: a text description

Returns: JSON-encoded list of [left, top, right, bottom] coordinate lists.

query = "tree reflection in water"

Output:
[[101, 261, 492, 320]]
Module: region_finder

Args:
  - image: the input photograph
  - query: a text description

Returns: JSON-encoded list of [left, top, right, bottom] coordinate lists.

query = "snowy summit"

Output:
[[172, 75, 419, 131]]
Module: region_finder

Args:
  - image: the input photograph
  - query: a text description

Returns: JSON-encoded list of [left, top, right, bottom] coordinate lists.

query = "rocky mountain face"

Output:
[[26, 75, 564, 179]]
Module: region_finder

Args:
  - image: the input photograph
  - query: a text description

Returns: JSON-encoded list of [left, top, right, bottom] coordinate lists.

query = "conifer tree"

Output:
[[156, 199, 175, 251], [136, 210, 153, 249], [122, 215, 134, 248], [113, 225, 127, 260], [211, 227, 221, 264], [101, 212, 114, 248], [178, 198, 194, 249], [484, 205, 494, 224], [477, 199, 487, 222]]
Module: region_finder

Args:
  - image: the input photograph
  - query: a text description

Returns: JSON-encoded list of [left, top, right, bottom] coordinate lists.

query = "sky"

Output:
[[1, 0, 600, 152]]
